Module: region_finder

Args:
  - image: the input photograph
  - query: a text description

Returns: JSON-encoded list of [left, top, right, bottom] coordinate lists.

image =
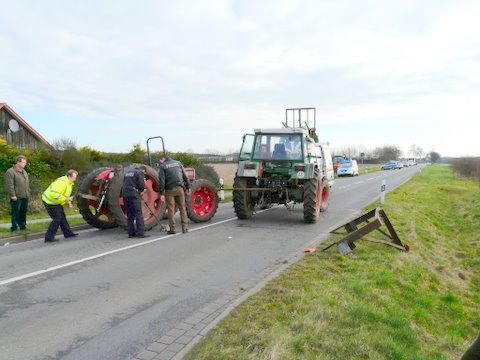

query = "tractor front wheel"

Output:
[[233, 176, 254, 219], [186, 179, 219, 222]]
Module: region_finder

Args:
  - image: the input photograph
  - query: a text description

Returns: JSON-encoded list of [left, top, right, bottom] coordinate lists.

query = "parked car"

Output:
[[337, 159, 359, 176], [333, 155, 347, 174], [381, 160, 402, 170], [406, 159, 417, 166]]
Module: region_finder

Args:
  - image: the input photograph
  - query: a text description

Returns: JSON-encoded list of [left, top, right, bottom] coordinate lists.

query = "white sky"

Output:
[[1, 0, 479, 157]]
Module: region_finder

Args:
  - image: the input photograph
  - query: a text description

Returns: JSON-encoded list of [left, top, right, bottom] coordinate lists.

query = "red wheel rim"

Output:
[[321, 185, 328, 204], [190, 185, 216, 217], [116, 173, 162, 221], [141, 177, 162, 220]]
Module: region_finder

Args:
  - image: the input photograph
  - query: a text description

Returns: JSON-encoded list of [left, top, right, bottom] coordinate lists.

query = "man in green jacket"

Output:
[[42, 169, 78, 243], [5, 155, 30, 232]]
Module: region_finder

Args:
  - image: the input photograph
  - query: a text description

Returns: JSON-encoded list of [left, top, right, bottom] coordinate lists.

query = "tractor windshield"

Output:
[[253, 134, 303, 160]]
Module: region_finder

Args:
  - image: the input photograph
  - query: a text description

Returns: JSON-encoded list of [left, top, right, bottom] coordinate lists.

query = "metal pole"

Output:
[[380, 180, 386, 204], [219, 178, 224, 201], [144, 200, 165, 232]]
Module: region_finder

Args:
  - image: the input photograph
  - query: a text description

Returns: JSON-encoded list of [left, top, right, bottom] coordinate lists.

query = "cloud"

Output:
[[0, 0, 478, 157]]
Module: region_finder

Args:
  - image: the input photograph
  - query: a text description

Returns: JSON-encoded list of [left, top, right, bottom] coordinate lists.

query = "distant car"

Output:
[[406, 159, 417, 166], [337, 159, 359, 176], [381, 160, 402, 170], [333, 155, 347, 173]]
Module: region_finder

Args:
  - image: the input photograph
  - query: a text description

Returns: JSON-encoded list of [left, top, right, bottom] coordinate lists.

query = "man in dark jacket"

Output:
[[5, 155, 30, 232], [123, 165, 149, 238], [158, 156, 190, 234]]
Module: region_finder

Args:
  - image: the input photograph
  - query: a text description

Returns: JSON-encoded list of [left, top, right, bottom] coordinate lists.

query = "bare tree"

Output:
[[428, 151, 441, 163], [409, 144, 424, 158], [334, 145, 362, 159], [373, 145, 402, 162], [49, 138, 90, 174], [52, 138, 76, 151]]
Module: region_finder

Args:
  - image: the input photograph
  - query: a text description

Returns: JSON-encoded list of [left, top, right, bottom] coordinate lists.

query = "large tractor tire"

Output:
[[77, 167, 118, 229], [233, 176, 254, 219], [303, 170, 325, 223], [186, 179, 218, 222], [107, 164, 165, 230], [319, 178, 330, 212]]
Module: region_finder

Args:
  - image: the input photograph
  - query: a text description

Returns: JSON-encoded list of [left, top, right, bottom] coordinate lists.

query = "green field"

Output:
[[186, 164, 479, 359]]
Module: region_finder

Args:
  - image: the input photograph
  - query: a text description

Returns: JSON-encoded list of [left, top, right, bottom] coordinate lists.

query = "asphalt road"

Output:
[[0, 165, 425, 360]]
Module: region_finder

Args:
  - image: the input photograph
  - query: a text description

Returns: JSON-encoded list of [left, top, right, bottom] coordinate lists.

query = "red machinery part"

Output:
[[77, 167, 118, 229], [107, 164, 165, 230], [186, 179, 219, 222]]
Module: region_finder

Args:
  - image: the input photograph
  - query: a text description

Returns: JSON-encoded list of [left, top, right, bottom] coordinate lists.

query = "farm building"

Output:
[[0, 103, 51, 149]]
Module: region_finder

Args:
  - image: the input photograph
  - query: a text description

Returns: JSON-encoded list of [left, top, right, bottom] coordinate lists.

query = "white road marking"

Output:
[[0, 211, 268, 286]]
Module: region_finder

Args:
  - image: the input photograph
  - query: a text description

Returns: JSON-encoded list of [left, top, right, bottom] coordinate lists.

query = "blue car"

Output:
[[381, 161, 401, 170]]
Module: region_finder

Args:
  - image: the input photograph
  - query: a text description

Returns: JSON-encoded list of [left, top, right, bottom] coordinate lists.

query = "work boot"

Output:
[[167, 230, 176, 235], [65, 233, 78, 238], [182, 228, 189, 233]]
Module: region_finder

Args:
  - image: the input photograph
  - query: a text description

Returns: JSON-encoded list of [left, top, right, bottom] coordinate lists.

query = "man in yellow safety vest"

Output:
[[42, 169, 79, 243]]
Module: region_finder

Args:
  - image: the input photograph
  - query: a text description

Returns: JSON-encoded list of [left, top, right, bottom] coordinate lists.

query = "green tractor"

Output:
[[233, 108, 334, 223]]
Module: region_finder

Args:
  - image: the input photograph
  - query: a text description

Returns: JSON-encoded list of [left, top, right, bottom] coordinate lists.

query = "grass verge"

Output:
[[220, 184, 233, 203], [186, 164, 479, 359], [359, 163, 381, 175], [0, 208, 86, 240]]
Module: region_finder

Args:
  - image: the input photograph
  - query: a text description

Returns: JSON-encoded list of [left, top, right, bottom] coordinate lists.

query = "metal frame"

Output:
[[322, 207, 409, 254], [146, 136, 166, 167]]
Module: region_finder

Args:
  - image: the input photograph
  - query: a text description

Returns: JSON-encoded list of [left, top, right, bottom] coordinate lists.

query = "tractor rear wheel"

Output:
[[186, 179, 218, 222], [233, 176, 254, 219], [303, 170, 324, 223], [77, 167, 118, 229], [107, 164, 165, 230], [319, 178, 330, 212]]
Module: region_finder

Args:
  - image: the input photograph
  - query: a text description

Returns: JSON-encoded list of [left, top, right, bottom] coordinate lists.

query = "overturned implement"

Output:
[[78, 164, 218, 230], [77, 164, 166, 230], [77, 136, 218, 230], [322, 207, 410, 254]]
